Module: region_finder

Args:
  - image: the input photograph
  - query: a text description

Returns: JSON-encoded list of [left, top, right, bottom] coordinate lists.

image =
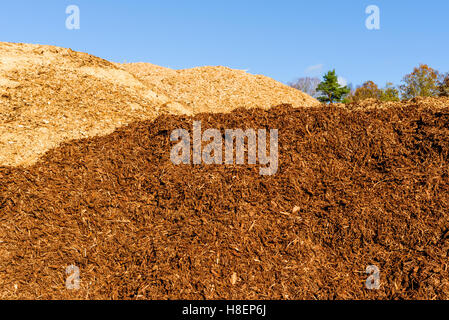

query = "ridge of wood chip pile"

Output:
[[0, 42, 317, 167], [1, 100, 449, 299], [122, 63, 320, 114]]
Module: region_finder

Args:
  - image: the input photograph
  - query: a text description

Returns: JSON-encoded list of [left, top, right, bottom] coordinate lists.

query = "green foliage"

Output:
[[349, 81, 382, 102], [316, 70, 350, 103], [399, 64, 440, 99], [292, 64, 447, 104], [380, 82, 400, 101], [346, 81, 400, 103]]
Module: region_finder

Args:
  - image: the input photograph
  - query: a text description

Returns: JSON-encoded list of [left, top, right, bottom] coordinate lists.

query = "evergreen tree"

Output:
[[316, 70, 350, 103]]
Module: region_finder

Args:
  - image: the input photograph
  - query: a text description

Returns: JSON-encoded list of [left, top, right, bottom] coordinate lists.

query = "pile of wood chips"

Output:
[[0, 43, 317, 167], [122, 63, 320, 114], [1, 101, 448, 299]]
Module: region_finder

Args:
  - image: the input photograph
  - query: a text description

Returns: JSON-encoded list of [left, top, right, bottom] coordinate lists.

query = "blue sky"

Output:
[[1, 0, 448, 87]]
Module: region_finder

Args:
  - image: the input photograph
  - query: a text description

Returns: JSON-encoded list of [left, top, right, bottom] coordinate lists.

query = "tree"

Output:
[[346, 81, 400, 103], [438, 73, 449, 97], [288, 77, 321, 98], [399, 64, 440, 99], [316, 70, 350, 103], [380, 82, 400, 101], [349, 81, 382, 102]]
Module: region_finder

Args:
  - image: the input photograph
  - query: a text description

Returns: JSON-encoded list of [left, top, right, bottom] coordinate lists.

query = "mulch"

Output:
[[1, 101, 448, 299]]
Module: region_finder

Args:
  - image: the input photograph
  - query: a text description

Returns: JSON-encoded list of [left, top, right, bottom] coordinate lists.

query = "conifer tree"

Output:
[[316, 70, 350, 103]]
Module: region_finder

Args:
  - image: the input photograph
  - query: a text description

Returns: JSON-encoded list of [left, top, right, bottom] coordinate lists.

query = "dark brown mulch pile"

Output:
[[1, 101, 449, 299]]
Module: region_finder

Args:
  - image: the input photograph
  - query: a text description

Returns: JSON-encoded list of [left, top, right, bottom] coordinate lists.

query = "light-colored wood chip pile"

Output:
[[0, 42, 317, 167], [118, 62, 177, 85], [0, 43, 180, 167], [122, 64, 320, 114]]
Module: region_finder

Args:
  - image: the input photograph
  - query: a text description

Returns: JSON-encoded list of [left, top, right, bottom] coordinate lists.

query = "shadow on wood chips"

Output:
[[1, 101, 449, 299]]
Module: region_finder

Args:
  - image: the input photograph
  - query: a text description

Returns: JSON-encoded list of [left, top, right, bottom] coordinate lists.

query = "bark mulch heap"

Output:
[[1, 100, 449, 299]]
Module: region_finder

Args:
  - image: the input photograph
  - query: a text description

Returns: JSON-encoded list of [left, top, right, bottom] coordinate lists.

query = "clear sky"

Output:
[[1, 0, 448, 87]]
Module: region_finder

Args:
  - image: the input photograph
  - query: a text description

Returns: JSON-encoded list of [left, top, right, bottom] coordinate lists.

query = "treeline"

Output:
[[289, 64, 449, 104]]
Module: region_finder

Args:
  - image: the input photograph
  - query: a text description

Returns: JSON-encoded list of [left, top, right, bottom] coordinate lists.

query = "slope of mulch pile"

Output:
[[1, 100, 449, 299]]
